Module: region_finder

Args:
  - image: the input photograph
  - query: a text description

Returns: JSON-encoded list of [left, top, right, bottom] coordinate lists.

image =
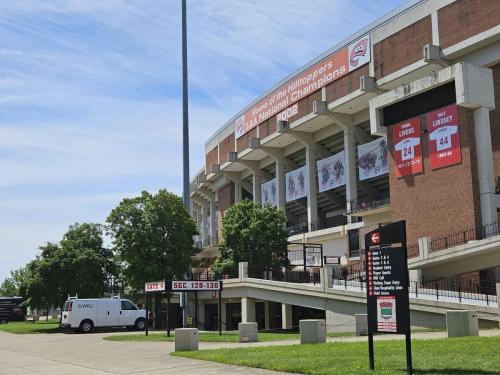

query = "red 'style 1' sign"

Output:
[[393, 117, 422, 177], [427, 104, 461, 170]]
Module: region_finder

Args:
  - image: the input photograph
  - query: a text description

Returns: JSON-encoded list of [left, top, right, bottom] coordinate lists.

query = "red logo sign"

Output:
[[393, 117, 423, 178], [427, 104, 461, 170], [370, 232, 380, 244], [350, 39, 369, 67]]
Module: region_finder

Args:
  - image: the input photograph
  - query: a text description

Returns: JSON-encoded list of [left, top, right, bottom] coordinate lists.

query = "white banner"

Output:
[[357, 136, 388, 181], [286, 166, 307, 202], [261, 178, 278, 206], [317, 151, 346, 192], [145, 281, 165, 292]]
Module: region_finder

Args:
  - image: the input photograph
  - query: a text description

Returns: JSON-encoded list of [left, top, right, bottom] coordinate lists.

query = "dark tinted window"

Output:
[[348, 229, 360, 257], [121, 300, 137, 310]]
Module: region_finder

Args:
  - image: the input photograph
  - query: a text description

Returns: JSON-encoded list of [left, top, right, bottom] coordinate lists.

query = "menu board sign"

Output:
[[365, 221, 410, 335]]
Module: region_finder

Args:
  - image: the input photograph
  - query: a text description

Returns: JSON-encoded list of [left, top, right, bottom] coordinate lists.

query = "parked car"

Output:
[[0, 297, 26, 324], [60, 296, 146, 333]]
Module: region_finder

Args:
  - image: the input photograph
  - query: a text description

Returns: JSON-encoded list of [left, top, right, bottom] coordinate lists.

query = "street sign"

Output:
[[145, 281, 165, 292], [365, 221, 412, 374], [169, 280, 222, 292]]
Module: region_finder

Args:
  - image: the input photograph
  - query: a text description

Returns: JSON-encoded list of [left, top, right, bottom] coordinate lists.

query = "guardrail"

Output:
[[248, 265, 321, 285], [430, 222, 500, 253], [348, 197, 390, 214]]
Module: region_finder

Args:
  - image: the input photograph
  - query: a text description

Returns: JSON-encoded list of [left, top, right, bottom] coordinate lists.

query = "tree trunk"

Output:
[[154, 292, 162, 329]]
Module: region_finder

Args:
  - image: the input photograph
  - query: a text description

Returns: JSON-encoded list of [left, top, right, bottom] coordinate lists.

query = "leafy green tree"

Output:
[[106, 190, 198, 327], [21, 223, 114, 311], [0, 268, 26, 297], [213, 200, 288, 276]]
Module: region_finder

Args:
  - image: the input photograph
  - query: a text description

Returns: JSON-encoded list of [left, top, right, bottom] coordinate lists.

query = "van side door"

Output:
[[120, 300, 138, 326], [106, 300, 121, 326]]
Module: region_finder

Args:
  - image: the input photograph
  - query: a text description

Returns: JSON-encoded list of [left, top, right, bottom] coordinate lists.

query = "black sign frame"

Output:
[[365, 221, 412, 374]]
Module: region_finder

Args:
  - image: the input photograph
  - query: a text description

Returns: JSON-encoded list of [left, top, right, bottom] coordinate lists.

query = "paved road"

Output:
[[0, 330, 293, 375]]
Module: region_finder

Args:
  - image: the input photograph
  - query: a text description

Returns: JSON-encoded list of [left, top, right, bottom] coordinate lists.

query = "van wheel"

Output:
[[134, 318, 146, 331], [79, 320, 94, 333]]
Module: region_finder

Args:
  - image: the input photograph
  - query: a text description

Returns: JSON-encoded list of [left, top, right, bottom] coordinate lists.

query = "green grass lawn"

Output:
[[172, 336, 500, 375], [103, 331, 357, 342], [0, 320, 61, 334]]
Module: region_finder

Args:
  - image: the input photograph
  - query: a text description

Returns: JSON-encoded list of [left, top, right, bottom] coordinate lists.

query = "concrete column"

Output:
[[209, 201, 217, 245], [474, 107, 497, 226], [201, 202, 209, 244], [276, 160, 286, 209], [253, 173, 262, 204], [264, 301, 270, 330], [418, 237, 432, 259], [241, 297, 256, 323], [281, 303, 293, 329], [239, 262, 248, 280], [234, 183, 242, 203], [306, 145, 318, 231], [344, 130, 357, 222]]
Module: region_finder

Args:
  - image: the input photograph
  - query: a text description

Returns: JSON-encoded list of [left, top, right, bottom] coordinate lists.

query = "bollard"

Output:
[[355, 314, 368, 336], [446, 310, 479, 337], [299, 319, 326, 344], [174, 328, 199, 351], [238, 322, 258, 342]]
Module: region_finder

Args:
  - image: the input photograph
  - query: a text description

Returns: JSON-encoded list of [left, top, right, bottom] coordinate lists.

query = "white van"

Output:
[[60, 296, 146, 333]]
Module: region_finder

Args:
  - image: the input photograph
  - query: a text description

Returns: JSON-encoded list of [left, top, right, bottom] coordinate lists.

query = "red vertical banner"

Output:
[[427, 104, 461, 169], [393, 117, 423, 177]]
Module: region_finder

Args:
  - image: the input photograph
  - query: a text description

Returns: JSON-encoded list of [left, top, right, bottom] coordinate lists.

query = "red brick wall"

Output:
[[288, 91, 321, 123], [374, 16, 432, 79], [218, 133, 235, 164], [258, 116, 277, 139], [216, 182, 234, 238], [325, 65, 368, 103], [438, 0, 500, 49], [205, 146, 218, 174], [489, 64, 500, 188], [389, 107, 481, 246], [236, 127, 257, 153]]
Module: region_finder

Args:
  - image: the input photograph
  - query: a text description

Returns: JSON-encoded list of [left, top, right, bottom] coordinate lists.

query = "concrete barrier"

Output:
[[174, 328, 199, 351], [299, 319, 326, 344], [355, 314, 368, 336], [238, 322, 258, 342], [446, 310, 479, 337]]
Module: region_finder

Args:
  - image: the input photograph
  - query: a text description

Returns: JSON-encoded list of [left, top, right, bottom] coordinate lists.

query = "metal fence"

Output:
[[430, 222, 500, 252], [248, 265, 321, 285], [331, 266, 498, 306], [348, 197, 390, 214]]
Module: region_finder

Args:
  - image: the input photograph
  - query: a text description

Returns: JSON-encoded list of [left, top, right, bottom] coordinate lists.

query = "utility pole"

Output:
[[181, 0, 189, 328]]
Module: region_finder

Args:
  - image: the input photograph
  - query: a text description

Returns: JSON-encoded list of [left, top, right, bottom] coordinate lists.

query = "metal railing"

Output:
[[248, 265, 321, 285], [286, 222, 308, 235], [407, 243, 419, 258], [431, 222, 500, 252], [348, 197, 390, 214], [331, 266, 498, 306], [310, 215, 347, 231]]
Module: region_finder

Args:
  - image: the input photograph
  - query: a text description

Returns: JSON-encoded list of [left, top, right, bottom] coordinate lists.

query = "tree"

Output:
[[212, 200, 288, 276], [0, 268, 25, 297], [21, 223, 114, 311], [106, 190, 198, 327]]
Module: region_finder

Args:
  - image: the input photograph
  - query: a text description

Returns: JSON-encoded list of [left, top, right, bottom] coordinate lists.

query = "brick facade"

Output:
[[438, 0, 500, 49], [216, 182, 234, 239], [236, 127, 257, 153], [374, 16, 432, 79], [489, 63, 500, 190], [218, 133, 235, 164], [205, 146, 218, 174], [325, 65, 368, 103], [258, 116, 277, 139], [388, 106, 481, 246]]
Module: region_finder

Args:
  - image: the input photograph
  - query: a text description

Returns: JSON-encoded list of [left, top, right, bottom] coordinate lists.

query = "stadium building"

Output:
[[187, 0, 500, 331]]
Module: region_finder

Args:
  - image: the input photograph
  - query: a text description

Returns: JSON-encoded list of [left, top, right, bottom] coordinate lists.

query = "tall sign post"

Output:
[[145, 281, 167, 337], [365, 221, 412, 374]]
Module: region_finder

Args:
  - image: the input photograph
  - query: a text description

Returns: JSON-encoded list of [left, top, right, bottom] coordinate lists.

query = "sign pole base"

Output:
[[406, 333, 413, 375], [368, 333, 374, 370]]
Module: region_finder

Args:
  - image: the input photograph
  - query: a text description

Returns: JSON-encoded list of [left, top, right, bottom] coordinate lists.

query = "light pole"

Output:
[[181, 0, 189, 328]]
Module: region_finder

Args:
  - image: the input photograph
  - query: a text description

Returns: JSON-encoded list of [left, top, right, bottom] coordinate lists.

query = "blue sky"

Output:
[[0, 0, 406, 281]]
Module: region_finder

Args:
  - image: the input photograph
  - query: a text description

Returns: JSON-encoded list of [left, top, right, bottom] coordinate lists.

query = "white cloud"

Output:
[[0, 0, 405, 280]]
